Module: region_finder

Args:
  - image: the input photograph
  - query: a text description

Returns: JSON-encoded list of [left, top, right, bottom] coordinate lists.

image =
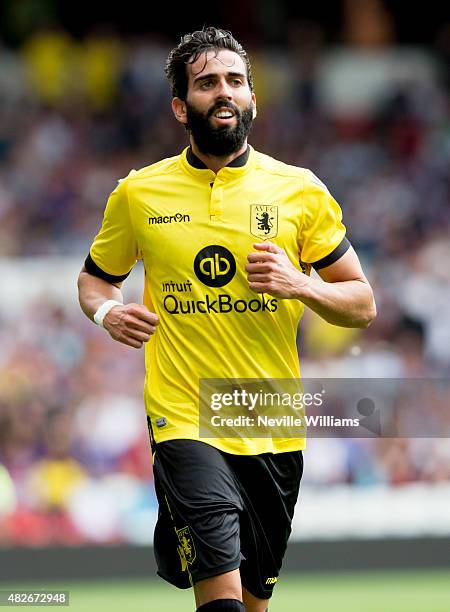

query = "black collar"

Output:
[[186, 146, 250, 169]]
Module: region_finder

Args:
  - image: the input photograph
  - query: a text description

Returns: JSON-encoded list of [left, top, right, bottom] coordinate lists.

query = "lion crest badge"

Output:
[[176, 525, 196, 565], [250, 204, 278, 240]]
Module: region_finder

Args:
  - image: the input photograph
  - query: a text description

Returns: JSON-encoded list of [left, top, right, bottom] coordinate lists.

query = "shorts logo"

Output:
[[176, 526, 196, 565], [265, 577, 278, 585], [250, 205, 278, 240], [194, 245, 236, 288]]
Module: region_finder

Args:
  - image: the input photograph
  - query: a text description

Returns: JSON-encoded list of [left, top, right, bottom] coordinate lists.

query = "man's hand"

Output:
[[103, 303, 159, 349], [246, 242, 310, 299]]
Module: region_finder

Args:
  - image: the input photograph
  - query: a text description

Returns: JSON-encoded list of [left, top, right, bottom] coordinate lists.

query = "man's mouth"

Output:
[[213, 108, 235, 119], [208, 105, 239, 124]]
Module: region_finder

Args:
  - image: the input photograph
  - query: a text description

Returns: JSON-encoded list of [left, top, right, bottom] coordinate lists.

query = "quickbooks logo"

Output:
[[149, 213, 190, 225], [194, 245, 236, 288], [163, 293, 278, 315]]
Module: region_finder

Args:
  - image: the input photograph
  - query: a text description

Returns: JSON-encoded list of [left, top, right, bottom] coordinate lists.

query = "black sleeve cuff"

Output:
[[312, 237, 351, 271], [84, 253, 132, 283]]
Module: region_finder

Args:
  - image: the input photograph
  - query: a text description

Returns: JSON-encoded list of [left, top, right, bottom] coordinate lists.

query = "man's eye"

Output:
[[201, 81, 214, 89], [231, 79, 243, 86]]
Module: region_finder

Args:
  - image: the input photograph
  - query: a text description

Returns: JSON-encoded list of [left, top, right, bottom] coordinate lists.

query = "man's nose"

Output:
[[216, 78, 232, 99]]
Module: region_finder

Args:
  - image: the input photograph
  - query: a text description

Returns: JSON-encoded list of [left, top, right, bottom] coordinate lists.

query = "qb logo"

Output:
[[194, 245, 236, 287]]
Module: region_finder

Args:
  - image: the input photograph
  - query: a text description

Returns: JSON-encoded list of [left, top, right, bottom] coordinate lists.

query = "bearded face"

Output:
[[185, 99, 254, 157]]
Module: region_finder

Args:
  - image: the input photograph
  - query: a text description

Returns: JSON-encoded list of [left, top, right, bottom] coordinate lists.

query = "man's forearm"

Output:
[[77, 269, 124, 322], [77, 268, 159, 349], [296, 277, 376, 328]]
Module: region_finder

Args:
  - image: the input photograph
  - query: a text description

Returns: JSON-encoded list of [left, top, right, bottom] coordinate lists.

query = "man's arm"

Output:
[[77, 266, 159, 348], [246, 243, 376, 328]]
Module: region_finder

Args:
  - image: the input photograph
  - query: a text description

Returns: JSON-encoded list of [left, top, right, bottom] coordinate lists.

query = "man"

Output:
[[78, 27, 376, 612]]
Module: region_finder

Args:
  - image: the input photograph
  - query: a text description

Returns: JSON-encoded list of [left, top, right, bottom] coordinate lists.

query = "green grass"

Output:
[[2, 570, 449, 611]]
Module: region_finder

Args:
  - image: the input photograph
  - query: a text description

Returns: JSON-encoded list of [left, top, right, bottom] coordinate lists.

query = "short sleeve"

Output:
[[87, 172, 139, 279], [298, 170, 349, 269]]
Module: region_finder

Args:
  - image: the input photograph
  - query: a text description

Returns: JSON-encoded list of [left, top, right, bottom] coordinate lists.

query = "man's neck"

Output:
[[189, 139, 248, 174]]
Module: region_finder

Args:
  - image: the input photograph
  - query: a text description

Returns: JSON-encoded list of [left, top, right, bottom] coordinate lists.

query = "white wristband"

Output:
[[93, 300, 122, 328]]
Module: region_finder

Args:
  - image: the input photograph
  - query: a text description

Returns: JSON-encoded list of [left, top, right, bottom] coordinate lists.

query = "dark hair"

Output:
[[165, 26, 254, 100]]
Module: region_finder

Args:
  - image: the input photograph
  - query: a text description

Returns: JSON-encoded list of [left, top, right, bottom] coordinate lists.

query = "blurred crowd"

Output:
[[0, 299, 155, 545], [0, 25, 449, 545]]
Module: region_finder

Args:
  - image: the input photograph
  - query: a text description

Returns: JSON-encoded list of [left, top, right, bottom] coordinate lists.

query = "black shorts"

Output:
[[152, 438, 303, 600]]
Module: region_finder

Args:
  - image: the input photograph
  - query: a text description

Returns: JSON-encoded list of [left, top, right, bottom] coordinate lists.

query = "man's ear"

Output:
[[172, 97, 187, 125], [251, 93, 257, 119]]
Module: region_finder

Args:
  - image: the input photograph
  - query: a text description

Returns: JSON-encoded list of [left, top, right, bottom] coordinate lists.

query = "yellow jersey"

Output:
[[86, 146, 348, 455]]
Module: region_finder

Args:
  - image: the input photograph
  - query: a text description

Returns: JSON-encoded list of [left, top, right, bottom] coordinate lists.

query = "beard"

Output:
[[185, 99, 254, 157]]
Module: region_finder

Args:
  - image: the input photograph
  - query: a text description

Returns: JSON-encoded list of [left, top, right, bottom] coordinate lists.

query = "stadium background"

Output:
[[0, 0, 449, 610]]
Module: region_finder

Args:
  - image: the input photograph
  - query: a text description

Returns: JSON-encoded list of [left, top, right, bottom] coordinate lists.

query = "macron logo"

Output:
[[149, 213, 190, 225]]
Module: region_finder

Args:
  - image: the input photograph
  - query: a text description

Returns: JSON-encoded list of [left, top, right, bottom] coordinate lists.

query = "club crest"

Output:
[[250, 204, 278, 239], [176, 525, 196, 565]]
